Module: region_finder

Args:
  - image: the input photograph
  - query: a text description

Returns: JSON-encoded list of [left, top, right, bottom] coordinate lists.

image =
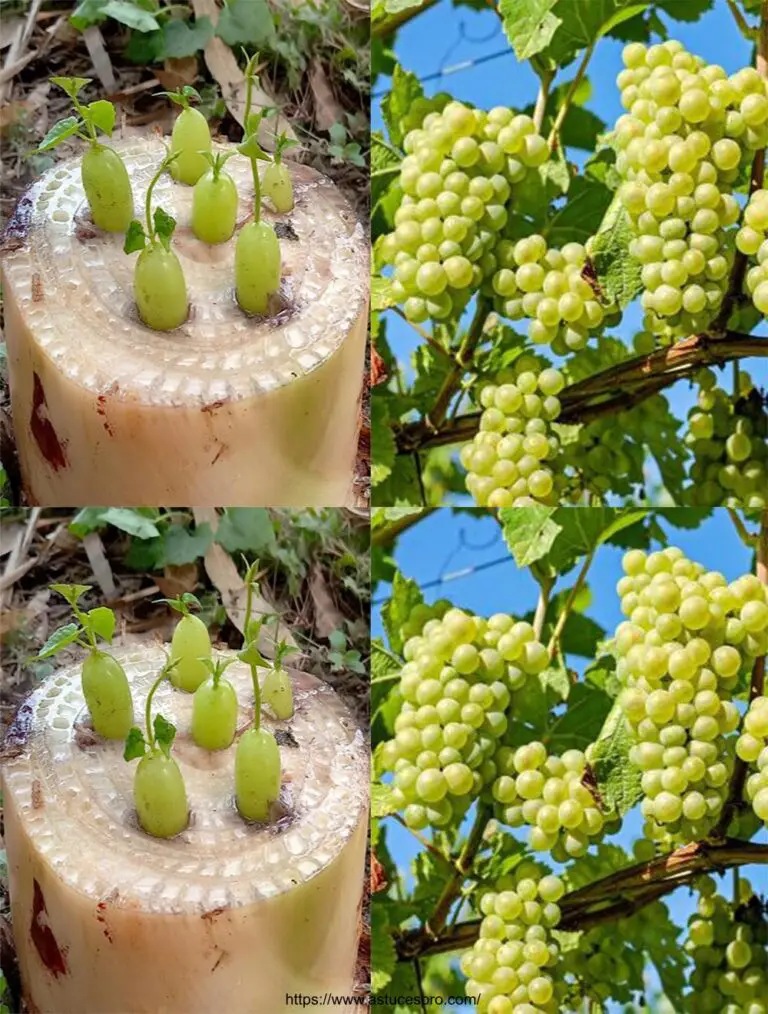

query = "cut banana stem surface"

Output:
[[2, 646, 368, 1014], [1, 138, 368, 506]]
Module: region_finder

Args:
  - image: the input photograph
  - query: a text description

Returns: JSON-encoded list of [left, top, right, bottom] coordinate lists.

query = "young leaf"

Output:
[[50, 583, 92, 607], [37, 116, 82, 152], [238, 644, 268, 668], [215, 0, 275, 49], [99, 0, 160, 33], [153, 207, 177, 250], [51, 76, 91, 99], [154, 714, 177, 756], [124, 220, 147, 255], [238, 134, 270, 162], [273, 133, 299, 163], [157, 593, 200, 615], [86, 99, 116, 137], [124, 726, 148, 762], [275, 642, 298, 667], [37, 623, 82, 659], [86, 607, 116, 644]]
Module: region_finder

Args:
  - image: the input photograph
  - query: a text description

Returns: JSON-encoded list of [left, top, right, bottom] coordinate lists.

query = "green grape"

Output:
[[81, 144, 133, 232], [81, 651, 133, 740], [262, 162, 293, 213], [170, 613, 212, 692], [134, 244, 188, 331], [170, 106, 211, 185], [235, 220, 281, 314], [134, 752, 189, 838], [235, 727, 281, 821], [192, 165, 238, 244], [740, 697, 768, 825], [262, 665, 293, 720], [192, 675, 238, 751]]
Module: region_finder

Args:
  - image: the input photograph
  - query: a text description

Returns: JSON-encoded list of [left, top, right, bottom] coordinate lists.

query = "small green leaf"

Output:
[[86, 100, 115, 137], [216, 508, 276, 554], [86, 607, 115, 644], [50, 76, 91, 99], [499, 0, 562, 60], [162, 16, 214, 59], [153, 207, 177, 250], [37, 623, 81, 659], [215, 0, 275, 48], [50, 583, 92, 607], [238, 644, 268, 668], [101, 0, 160, 33], [237, 134, 270, 162], [381, 571, 423, 655], [124, 220, 147, 255], [154, 714, 177, 756], [371, 780, 399, 819], [37, 117, 82, 152], [124, 727, 148, 762], [69, 507, 161, 539]]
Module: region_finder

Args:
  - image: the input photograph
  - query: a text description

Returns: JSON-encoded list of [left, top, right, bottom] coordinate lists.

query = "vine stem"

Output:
[[727, 0, 758, 41], [424, 804, 492, 939], [532, 66, 554, 134], [727, 508, 759, 548], [372, 0, 439, 38], [371, 508, 435, 547], [395, 837, 768, 960], [392, 813, 453, 865], [423, 298, 491, 434], [547, 549, 595, 659], [715, 510, 768, 835], [394, 330, 768, 452], [547, 40, 596, 151], [532, 574, 554, 641]]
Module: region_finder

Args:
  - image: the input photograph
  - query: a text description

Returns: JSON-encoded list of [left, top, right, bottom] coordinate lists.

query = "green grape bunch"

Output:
[[491, 741, 610, 860], [614, 40, 764, 341], [461, 356, 565, 508], [378, 102, 548, 324], [737, 695, 768, 826], [684, 368, 768, 510], [614, 546, 768, 845], [683, 876, 768, 1014], [379, 606, 549, 831], [461, 862, 566, 1014]]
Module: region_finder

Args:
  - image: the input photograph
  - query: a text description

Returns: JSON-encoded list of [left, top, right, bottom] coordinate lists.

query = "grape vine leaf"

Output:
[[37, 623, 82, 659], [153, 207, 177, 250], [123, 220, 147, 254], [546, 682, 613, 751], [371, 904, 397, 993], [86, 607, 115, 644], [154, 714, 177, 756], [381, 571, 423, 654], [499, 0, 562, 60], [372, 275, 398, 313], [546, 1, 651, 65], [86, 99, 115, 137], [50, 583, 92, 606], [372, 781, 399, 819], [499, 506, 560, 567], [37, 116, 81, 152], [123, 727, 148, 761], [591, 191, 644, 308], [381, 64, 423, 147], [215, 0, 275, 47], [546, 176, 614, 246], [591, 700, 642, 815], [372, 395, 397, 486], [100, 0, 160, 32]]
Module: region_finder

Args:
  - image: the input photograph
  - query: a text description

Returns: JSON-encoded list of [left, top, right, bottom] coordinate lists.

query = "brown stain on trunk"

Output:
[[31, 880, 68, 978], [30, 373, 67, 471]]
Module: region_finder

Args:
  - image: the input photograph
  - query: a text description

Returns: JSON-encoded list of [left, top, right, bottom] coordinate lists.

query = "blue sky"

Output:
[[373, 507, 768, 1007], [374, 0, 768, 504]]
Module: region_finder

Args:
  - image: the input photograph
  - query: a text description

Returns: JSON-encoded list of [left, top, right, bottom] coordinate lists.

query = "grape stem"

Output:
[[371, 0, 439, 38], [371, 509, 436, 548], [424, 803, 492, 939], [242, 564, 262, 731], [714, 509, 768, 836], [394, 837, 768, 960], [391, 813, 453, 866], [726, 508, 759, 549], [242, 56, 263, 224], [546, 548, 595, 659], [531, 62, 554, 135], [145, 663, 173, 749], [726, 0, 758, 41], [144, 156, 174, 242], [547, 39, 596, 152]]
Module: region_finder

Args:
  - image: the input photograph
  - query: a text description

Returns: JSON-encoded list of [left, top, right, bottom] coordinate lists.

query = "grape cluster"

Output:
[[685, 368, 768, 509], [614, 546, 768, 844], [738, 187, 768, 316], [487, 234, 605, 352], [614, 40, 756, 339], [460, 356, 564, 508], [491, 741, 607, 860], [683, 876, 768, 1014], [379, 102, 548, 323], [379, 608, 549, 831], [461, 863, 565, 1014], [737, 695, 768, 826]]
